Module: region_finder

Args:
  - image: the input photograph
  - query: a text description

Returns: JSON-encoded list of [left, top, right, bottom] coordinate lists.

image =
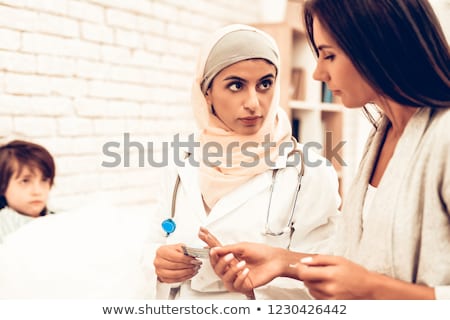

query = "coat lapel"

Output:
[[206, 171, 272, 225], [176, 155, 287, 226], [176, 161, 207, 224]]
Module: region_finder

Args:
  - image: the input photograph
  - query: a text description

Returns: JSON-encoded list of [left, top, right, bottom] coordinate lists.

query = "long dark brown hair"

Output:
[[303, 0, 450, 109]]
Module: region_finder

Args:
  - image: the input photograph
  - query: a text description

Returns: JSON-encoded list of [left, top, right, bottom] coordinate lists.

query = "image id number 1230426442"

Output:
[[267, 304, 347, 315]]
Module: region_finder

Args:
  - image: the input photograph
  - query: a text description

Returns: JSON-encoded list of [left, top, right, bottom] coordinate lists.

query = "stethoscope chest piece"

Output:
[[162, 218, 176, 236]]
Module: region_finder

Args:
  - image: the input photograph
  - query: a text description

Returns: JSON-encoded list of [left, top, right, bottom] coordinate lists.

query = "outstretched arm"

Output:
[[298, 255, 435, 299], [211, 242, 311, 285], [200, 227, 312, 293]]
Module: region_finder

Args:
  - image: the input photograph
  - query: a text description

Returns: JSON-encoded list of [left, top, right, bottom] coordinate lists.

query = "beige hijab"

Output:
[[191, 24, 292, 209]]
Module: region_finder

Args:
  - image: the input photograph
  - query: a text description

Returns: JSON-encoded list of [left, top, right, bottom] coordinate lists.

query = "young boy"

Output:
[[0, 140, 55, 244]]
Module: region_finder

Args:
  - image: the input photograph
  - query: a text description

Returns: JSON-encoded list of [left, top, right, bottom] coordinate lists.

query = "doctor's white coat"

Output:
[[146, 147, 341, 300]]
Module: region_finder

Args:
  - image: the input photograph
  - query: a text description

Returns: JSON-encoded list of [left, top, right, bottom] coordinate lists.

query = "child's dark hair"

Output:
[[0, 140, 55, 210]]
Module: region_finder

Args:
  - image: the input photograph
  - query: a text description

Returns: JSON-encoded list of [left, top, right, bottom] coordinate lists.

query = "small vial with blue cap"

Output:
[[161, 218, 176, 236]]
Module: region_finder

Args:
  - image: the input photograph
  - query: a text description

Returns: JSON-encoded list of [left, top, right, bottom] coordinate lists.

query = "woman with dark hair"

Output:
[[202, 0, 450, 299]]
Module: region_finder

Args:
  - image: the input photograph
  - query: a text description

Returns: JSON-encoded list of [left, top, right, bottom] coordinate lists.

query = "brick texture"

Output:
[[0, 0, 263, 212]]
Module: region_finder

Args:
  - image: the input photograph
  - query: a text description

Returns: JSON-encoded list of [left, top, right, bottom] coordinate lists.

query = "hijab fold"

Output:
[[191, 24, 293, 209]]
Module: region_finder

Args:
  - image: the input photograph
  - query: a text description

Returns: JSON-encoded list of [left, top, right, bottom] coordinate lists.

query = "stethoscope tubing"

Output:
[[165, 137, 304, 237]]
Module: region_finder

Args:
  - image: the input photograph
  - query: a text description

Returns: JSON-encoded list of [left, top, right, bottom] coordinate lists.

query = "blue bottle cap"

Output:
[[161, 218, 176, 235]]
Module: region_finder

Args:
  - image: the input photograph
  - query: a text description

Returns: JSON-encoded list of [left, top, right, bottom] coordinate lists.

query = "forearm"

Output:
[[369, 272, 435, 299]]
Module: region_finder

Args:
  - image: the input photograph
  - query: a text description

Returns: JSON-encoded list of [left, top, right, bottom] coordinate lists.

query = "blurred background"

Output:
[[0, 0, 448, 214]]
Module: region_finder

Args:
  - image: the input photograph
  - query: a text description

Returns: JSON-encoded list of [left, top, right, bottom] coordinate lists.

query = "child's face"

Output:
[[4, 165, 51, 217]]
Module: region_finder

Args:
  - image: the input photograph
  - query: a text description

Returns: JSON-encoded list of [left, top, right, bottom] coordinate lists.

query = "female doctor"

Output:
[[148, 24, 340, 300]]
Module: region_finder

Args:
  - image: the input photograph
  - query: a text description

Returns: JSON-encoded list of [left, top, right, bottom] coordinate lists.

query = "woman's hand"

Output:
[[198, 227, 255, 298], [297, 255, 373, 299], [153, 243, 202, 283], [210, 241, 288, 288], [298, 255, 436, 300]]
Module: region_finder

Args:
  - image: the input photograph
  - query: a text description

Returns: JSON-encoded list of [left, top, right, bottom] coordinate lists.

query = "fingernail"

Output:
[[242, 268, 249, 276], [224, 253, 234, 262], [191, 259, 202, 265], [288, 263, 298, 268], [236, 260, 246, 268], [300, 257, 313, 264]]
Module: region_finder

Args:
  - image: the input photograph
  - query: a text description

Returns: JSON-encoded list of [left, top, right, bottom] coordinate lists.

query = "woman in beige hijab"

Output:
[[150, 24, 340, 299]]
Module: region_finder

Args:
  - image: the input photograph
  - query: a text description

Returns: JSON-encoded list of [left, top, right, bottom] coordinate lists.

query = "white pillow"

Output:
[[0, 203, 155, 299]]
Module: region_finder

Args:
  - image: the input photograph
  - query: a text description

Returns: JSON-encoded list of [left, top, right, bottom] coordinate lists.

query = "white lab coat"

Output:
[[146, 146, 341, 300]]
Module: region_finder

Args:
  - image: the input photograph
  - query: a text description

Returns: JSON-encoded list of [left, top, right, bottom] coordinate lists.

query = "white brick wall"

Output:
[[1, 0, 448, 214], [0, 0, 263, 212]]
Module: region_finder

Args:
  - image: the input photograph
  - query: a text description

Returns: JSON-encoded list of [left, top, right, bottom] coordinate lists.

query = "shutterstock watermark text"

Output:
[[101, 133, 346, 168]]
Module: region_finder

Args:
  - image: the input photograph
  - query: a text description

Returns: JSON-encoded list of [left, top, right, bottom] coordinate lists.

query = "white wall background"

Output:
[[0, 0, 448, 213], [431, 0, 450, 40], [0, 0, 264, 212]]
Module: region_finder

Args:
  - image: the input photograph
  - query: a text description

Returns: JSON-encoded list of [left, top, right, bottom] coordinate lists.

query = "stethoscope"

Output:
[[161, 137, 305, 237]]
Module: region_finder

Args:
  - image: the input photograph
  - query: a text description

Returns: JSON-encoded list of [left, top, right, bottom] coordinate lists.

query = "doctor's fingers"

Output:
[[208, 247, 220, 268], [198, 227, 222, 247], [154, 255, 202, 272], [155, 243, 184, 257], [155, 244, 194, 264], [156, 267, 200, 284]]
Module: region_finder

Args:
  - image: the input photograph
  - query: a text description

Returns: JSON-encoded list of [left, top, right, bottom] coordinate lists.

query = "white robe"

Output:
[[335, 107, 450, 299]]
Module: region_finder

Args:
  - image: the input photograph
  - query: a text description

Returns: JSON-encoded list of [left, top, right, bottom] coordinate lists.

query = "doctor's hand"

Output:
[[153, 244, 202, 283], [198, 227, 255, 299]]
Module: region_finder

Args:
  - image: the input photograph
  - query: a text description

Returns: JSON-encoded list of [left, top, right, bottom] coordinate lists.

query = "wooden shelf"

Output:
[[289, 100, 344, 112], [285, 0, 306, 33]]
